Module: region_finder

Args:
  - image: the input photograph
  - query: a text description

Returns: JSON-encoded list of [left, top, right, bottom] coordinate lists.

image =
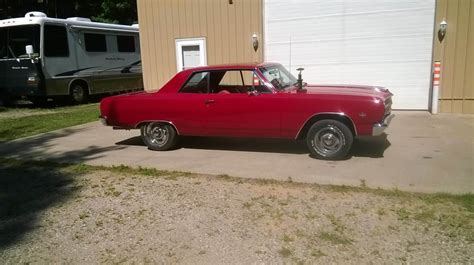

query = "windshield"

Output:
[[0, 25, 40, 59], [259, 64, 297, 89]]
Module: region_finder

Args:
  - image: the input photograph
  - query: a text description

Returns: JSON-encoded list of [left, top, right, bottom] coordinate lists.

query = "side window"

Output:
[[180, 72, 209, 93], [117, 35, 135, 52], [84, 33, 106, 52], [241, 70, 256, 86], [219, 70, 243, 86], [210, 70, 270, 94], [211, 70, 243, 94], [44, 25, 69, 57]]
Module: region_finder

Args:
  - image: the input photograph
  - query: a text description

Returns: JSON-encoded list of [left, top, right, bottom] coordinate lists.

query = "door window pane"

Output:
[[211, 70, 246, 94], [44, 25, 69, 57], [219, 70, 243, 86], [85, 33, 106, 52]]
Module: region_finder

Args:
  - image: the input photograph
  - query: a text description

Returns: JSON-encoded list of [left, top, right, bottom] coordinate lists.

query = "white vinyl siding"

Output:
[[264, 0, 436, 109]]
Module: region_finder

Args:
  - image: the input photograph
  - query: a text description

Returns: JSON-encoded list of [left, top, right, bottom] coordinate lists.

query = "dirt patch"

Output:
[[0, 166, 472, 263]]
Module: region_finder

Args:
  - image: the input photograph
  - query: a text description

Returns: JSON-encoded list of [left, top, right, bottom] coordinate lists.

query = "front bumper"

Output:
[[99, 116, 108, 126], [372, 113, 394, 136]]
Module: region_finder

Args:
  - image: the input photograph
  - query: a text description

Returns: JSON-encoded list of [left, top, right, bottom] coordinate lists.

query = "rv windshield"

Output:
[[0, 25, 40, 59]]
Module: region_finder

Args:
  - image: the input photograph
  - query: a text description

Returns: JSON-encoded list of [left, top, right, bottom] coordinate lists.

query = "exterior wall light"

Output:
[[438, 20, 447, 42], [252, 33, 259, 52]]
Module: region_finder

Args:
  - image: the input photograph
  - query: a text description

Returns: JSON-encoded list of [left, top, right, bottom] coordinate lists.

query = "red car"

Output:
[[100, 62, 393, 160]]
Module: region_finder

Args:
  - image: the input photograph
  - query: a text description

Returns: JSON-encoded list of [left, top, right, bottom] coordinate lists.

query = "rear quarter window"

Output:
[[179, 72, 210, 93]]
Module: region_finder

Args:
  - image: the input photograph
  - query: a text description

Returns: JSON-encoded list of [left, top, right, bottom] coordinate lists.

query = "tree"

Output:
[[92, 0, 137, 25], [1, 0, 137, 25]]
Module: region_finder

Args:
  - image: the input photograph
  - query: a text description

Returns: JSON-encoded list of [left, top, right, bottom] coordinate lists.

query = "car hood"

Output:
[[288, 84, 392, 99]]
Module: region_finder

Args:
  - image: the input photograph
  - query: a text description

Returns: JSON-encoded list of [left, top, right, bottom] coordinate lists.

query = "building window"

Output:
[[175, 38, 207, 72], [44, 25, 69, 57], [84, 33, 106, 52], [117, 35, 135, 52]]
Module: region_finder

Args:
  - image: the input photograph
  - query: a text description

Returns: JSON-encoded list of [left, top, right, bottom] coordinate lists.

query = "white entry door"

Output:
[[175, 38, 207, 72]]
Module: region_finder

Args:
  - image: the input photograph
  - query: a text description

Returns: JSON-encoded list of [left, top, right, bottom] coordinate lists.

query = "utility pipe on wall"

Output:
[[431, 61, 441, 114]]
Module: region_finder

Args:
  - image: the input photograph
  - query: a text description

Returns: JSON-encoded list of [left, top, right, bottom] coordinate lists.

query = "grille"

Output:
[[384, 97, 392, 115]]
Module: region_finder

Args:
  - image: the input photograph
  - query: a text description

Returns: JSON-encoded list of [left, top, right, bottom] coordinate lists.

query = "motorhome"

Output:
[[0, 11, 142, 105]]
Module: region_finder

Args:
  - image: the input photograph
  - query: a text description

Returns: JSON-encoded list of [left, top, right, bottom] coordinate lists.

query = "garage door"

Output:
[[264, 0, 435, 109]]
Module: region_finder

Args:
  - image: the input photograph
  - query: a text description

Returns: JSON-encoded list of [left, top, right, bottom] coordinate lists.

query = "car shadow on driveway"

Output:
[[351, 134, 391, 158], [116, 134, 391, 158]]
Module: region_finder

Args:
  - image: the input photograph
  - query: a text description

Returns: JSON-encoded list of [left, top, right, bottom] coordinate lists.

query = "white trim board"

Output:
[[175, 37, 207, 72]]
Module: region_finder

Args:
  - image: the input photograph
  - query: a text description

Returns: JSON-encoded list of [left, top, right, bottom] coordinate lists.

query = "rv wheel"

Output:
[[70, 83, 88, 104]]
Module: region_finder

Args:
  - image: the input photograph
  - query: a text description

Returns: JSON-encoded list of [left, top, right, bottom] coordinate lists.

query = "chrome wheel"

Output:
[[313, 125, 345, 156], [141, 122, 178, 151], [307, 119, 353, 160], [144, 123, 169, 147]]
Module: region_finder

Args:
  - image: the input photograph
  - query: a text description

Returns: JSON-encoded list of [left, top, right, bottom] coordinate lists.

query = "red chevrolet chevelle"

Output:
[[100, 62, 393, 160]]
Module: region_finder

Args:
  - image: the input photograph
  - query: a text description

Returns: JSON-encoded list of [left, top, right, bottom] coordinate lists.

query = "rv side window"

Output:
[[0, 28, 6, 58], [117, 35, 135, 52], [44, 25, 69, 57], [84, 33, 106, 52]]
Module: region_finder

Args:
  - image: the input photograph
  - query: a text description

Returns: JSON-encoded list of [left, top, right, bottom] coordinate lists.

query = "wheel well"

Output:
[[136, 121, 180, 135], [296, 114, 357, 140], [69, 79, 90, 95]]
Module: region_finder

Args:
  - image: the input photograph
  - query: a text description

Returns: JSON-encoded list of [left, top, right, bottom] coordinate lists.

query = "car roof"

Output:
[[179, 62, 281, 74]]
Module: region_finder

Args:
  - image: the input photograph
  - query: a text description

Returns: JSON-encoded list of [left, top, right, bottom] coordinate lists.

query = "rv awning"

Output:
[[69, 25, 138, 34]]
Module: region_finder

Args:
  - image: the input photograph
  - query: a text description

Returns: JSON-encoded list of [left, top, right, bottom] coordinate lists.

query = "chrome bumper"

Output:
[[372, 113, 394, 136], [99, 116, 108, 126]]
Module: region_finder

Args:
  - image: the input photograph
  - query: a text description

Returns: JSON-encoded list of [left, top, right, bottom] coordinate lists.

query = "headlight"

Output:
[[27, 76, 38, 86]]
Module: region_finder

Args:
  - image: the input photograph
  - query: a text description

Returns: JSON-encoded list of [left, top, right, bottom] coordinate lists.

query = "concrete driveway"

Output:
[[0, 111, 472, 194]]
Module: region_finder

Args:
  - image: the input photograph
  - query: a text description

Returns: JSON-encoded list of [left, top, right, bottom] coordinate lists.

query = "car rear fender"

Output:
[[135, 120, 180, 135], [296, 112, 357, 140]]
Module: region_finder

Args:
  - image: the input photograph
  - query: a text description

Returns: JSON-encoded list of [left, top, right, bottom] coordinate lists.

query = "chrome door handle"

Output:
[[204, 99, 215, 104]]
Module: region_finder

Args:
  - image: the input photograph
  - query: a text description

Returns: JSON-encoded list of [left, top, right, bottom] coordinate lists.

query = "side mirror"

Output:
[[25, 45, 34, 56], [25, 45, 38, 63]]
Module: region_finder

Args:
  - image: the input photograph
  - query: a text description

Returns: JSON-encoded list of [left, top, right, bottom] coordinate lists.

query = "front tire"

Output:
[[306, 119, 353, 160], [70, 83, 88, 104], [140, 122, 178, 151]]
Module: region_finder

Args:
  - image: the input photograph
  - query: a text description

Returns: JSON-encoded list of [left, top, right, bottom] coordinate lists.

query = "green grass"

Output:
[[0, 104, 99, 142], [318, 231, 353, 245], [1, 157, 473, 215], [277, 247, 293, 257]]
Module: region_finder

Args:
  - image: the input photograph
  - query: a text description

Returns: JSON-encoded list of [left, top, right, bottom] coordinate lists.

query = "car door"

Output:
[[204, 70, 281, 137], [171, 71, 212, 136]]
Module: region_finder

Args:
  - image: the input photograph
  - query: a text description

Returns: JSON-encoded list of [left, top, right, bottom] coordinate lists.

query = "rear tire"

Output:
[[69, 83, 88, 104], [140, 122, 179, 151], [306, 119, 353, 160]]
